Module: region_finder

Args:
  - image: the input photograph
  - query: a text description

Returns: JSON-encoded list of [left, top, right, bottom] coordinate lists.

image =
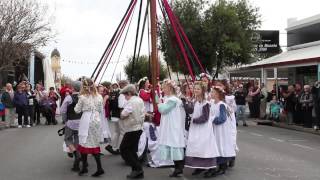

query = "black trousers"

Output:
[[120, 130, 143, 171], [35, 103, 41, 124], [302, 107, 313, 128], [28, 105, 35, 125], [42, 106, 55, 124], [17, 106, 29, 126], [314, 105, 320, 127]]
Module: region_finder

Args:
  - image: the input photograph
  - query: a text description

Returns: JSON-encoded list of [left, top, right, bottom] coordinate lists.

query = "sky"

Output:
[[39, 0, 320, 82]]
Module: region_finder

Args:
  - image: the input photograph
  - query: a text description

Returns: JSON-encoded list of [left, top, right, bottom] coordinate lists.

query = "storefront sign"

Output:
[[253, 30, 280, 53]]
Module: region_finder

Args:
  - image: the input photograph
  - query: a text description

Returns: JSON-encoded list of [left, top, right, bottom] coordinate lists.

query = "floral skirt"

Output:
[[78, 116, 101, 154]]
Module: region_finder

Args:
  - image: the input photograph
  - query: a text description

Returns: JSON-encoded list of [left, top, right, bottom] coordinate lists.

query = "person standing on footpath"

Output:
[[234, 84, 247, 126], [26, 84, 36, 126], [300, 85, 313, 128], [74, 78, 105, 177], [157, 79, 186, 177], [34, 84, 44, 125], [1, 83, 15, 128], [312, 81, 320, 130], [260, 83, 268, 119], [119, 84, 145, 179], [13, 84, 29, 128], [282, 85, 296, 125], [294, 84, 303, 125]]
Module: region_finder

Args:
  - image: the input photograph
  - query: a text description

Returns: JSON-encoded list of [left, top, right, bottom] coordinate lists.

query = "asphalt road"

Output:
[[0, 122, 320, 180]]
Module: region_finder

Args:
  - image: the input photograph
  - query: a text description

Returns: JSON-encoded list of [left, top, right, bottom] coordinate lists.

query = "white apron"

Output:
[[225, 96, 239, 152], [158, 96, 186, 148], [78, 111, 94, 144], [100, 107, 111, 142], [211, 101, 236, 157], [186, 101, 220, 158]]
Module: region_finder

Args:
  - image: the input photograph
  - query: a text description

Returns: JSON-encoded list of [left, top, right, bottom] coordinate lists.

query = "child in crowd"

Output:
[[269, 95, 281, 122]]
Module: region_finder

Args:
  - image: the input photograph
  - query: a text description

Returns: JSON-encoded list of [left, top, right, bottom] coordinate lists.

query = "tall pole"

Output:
[[150, 0, 158, 109]]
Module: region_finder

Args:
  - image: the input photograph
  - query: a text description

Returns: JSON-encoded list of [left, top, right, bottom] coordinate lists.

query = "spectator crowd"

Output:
[[232, 80, 320, 130], [0, 81, 59, 128]]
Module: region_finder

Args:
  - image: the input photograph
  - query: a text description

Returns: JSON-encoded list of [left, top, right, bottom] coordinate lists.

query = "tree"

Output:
[[159, 0, 207, 75], [0, 0, 55, 71], [124, 55, 168, 83], [159, 0, 261, 78], [204, 0, 261, 78]]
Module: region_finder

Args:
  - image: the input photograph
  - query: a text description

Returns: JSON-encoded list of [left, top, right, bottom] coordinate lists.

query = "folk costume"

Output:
[[119, 85, 145, 179], [210, 100, 236, 174], [74, 94, 104, 176], [185, 101, 219, 170], [225, 95, 239, 167], [158, 95, 186, 176]]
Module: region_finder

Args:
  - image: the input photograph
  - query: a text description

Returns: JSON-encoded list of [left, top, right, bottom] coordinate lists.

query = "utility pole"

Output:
[[150, 0, 158, 108]]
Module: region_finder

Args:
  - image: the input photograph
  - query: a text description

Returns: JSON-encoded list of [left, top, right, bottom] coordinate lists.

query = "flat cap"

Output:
[[71, 81, 81, 92], [120, 84, 137, 95]]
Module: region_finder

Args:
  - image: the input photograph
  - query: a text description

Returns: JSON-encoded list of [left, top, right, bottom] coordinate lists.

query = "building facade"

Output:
[[230, 14, 320, 88]]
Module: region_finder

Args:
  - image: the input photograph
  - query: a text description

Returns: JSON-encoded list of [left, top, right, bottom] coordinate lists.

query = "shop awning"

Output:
[[238, 44, 320, 69]]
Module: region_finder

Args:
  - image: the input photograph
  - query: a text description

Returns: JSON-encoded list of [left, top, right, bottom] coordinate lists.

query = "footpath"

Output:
[[254, 119, 320, 136], [0, 121, 6, 130]]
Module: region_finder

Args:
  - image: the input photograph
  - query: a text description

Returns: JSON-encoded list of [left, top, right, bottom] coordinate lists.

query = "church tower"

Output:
[[51, 48, 61, 89]]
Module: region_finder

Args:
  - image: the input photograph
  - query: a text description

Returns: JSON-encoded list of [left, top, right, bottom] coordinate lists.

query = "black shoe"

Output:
[[204, 169, 217, 178], [78, 168, 88, 176], [67, 153, 74, 158], [127, 170, 144, 179], [92, 169, 105, 177], [192, 169, 205, 176], [71, 166, 80, 172], [215, 164, 227, 176], [105, 145, 120, 155], [169, 169, 183, 178]]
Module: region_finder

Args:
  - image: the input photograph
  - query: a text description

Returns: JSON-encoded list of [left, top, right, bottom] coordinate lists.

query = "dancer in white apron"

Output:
[[74, 78, 105, 177], [158, 79, 186, 177], [207, 86, 236, 177], [184, 82, 220, 176]]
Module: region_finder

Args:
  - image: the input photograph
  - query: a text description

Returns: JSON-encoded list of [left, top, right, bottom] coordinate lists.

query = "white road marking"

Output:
[[270, 138, 284, 142], [291, 144, 315, 150], [250, 132, 263, 137], [288, 139, 307, 142]]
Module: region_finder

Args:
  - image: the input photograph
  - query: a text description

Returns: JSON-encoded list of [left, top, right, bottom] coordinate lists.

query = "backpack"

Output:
[[66, 94, 82, 120]]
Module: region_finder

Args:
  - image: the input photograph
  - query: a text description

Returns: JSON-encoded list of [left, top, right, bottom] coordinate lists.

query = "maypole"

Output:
[[150, 0, 158, 109]]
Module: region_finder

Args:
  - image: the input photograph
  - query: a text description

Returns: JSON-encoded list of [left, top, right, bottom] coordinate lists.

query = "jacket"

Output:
[[13, 92, 28, 107], [1, 91, 15, 108], [120, 96, 145, 133]]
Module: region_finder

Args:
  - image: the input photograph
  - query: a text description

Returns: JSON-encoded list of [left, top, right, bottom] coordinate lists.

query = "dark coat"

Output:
[[13, 92, 28, 107], [1, 91, 15, 108]]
